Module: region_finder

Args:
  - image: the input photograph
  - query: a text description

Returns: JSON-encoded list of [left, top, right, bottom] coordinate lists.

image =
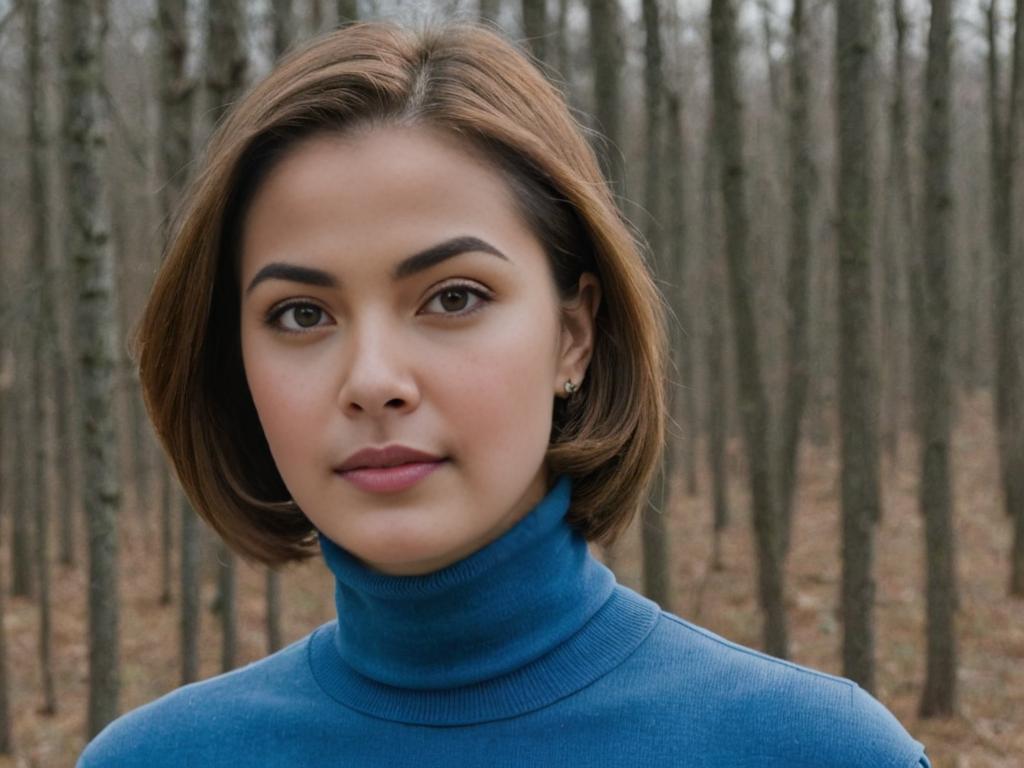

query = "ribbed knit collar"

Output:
[[308, 474, 661, 725]]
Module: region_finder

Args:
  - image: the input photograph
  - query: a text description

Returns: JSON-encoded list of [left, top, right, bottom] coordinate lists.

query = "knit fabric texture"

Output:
[[78, 474, 932, 767]]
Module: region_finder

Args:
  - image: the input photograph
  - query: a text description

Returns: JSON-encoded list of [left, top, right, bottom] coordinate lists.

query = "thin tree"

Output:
[[918, 0, 958, 718], [0, 192, 12, 757], [587, 0, 625, 202], [987, 0, 1024, 595], [479, 0, 500, 24], [555, 0, 570, 86], [710, 0, 788, 658], [155, 0, 199, 675], [835, 0, 882, 692], [59, 0, 123, 736], [777, 0, 814, 558], [1010, 0, 1024, 598], [664, 0, 698, 500], [272, 0, 296, 58], [701, 110, 730, 573], [522, 0, 547, 64], [879, 0, 915, 470], [206, 0, 247, 672], [337, 0, 358, 25], [26, 0, 57, 716], [638, 0, 672, 610]]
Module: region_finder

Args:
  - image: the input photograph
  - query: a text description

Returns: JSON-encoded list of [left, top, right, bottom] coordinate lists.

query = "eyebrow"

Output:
[[244, 235, 509, 297]]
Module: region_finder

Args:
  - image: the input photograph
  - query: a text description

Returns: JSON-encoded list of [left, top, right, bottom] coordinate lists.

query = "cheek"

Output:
[[434, 317, 556, 460], [242, 342, 329, 472]]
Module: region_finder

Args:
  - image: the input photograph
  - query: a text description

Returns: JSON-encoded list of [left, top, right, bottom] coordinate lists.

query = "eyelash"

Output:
[[263, 281, 493, 335]]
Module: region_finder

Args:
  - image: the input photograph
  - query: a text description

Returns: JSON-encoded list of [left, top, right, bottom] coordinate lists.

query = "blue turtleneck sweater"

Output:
[[78, 474, 932, 767]]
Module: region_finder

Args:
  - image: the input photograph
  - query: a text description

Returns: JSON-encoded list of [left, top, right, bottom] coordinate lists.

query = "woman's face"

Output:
[[239, 124, 600, 576]]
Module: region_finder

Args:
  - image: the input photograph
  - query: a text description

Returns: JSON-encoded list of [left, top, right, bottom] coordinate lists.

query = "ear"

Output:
[[555, 272, 602, 398]]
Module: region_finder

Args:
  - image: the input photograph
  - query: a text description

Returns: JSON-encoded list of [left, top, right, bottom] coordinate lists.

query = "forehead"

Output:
[[238, 124, 535, 279]]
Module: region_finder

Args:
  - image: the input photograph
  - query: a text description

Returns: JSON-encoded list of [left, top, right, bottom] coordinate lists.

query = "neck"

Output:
[[317, 474, 615, 689]]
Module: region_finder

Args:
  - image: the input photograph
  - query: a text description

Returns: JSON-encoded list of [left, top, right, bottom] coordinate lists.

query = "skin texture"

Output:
[[239, 124, 601, 576]]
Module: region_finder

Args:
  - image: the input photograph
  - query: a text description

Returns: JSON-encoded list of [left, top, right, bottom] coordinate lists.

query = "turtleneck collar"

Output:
[[308, 474, 661, 725]]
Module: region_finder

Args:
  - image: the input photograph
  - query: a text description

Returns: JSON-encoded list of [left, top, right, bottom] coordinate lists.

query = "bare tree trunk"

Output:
[[0, 243, 12, 754], [337, 0, 358, 25], [55, 347, 76, 567], [989, 0, 1024, 594], [587, 0, 625, 201], [522, 0, 547, 64], [60, 0, 122, 737], [638, 0, 671, 611], [11, 365, 34, 597], [0, 532, 9, 753], [181, 494, 201, 683], [835, 0, 881, 693], [918, 0, 958, 718], [777, 0, 814, 558], [880, 0, 914, 472], [26, 0, 58, 717], [1009, 0, 1024, 598], [555, 0, 570, 86], [272, 0, 296, 59], [702, 111, 730, 571], [479, 0, 501, 24], [266, 569, 283, 652], [710, 0, 788, 659], [666, 83, 698, 501]]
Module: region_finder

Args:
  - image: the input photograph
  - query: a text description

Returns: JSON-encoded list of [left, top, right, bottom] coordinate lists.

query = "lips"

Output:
[[335, 444, 445, 473]]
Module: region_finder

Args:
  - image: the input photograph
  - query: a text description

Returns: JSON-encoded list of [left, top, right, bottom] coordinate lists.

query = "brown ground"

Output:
[[1, 390, 1021, 767]]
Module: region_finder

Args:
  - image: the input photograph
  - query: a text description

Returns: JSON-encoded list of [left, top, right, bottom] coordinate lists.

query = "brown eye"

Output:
[[265, 301, 331, 333], [422, 282, 492, 317], [293, 305, 322, 327], [439, 288, 470, 312]]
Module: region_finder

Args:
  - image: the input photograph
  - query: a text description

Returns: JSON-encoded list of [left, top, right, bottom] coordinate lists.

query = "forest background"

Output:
[[0, 0, 1022, 766]]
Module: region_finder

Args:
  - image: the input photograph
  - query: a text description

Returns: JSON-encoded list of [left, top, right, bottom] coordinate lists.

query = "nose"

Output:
[[336, 316, 420, 419]]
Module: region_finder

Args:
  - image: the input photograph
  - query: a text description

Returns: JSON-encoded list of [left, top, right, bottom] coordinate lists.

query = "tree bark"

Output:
[[0, 220, 12, 756], [26, 0, 58, 717], [587, 0, 626, 203], [989, 0, 1024, 595], [479, 0, 501, 24], [639, 0, 671, 611], [272, 0, 296, 59], [337, 0, 358, 25], [918, 0, 958, 718], [267, 569, 283, 652], [180, 494, 201, 683], [702, 111, 730, 571], [777, 0, 814, 558], [59, 0, 122, 737], [710, 0, 788, 658], [879, 0, 915, 471], [835, 0, 881, 693], [522, 0, 548, 64], [1006, 0, 1024, 594]]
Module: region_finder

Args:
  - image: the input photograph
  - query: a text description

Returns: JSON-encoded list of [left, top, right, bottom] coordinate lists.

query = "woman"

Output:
[[79, 19, 931, 767]]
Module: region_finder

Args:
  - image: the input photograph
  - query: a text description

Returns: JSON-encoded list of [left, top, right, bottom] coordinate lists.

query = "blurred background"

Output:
[[0, 0, 1021, 765]]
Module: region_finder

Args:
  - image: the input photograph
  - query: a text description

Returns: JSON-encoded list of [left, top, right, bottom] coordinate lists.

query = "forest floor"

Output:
[[1, 390, 1021, 767]]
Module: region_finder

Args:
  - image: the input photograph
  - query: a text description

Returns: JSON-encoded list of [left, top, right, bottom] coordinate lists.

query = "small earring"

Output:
[[564, 379, 578, 395]]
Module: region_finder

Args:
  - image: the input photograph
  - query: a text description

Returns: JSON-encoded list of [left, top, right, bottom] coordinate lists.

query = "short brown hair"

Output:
[[134, 19, 669, 567]]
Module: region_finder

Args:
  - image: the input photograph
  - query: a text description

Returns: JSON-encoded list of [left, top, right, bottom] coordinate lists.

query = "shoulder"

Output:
[[627, 606, 931, 767], [77, 631, 320, 768]]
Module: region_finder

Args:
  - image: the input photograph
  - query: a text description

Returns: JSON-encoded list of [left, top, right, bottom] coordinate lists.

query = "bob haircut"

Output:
[[134, 19, 669, 567]]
